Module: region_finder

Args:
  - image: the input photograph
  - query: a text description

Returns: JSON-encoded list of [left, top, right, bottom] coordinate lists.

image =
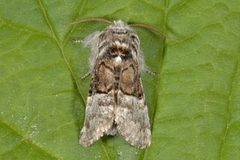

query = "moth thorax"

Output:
[[112, 41, 128, 49], [114, 56, 122, 67]]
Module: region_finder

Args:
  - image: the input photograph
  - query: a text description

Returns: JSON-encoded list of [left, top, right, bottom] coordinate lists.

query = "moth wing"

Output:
[[80, 58, 116, 147], [116, 87, 151, 148], [115, 60, 151, 149]]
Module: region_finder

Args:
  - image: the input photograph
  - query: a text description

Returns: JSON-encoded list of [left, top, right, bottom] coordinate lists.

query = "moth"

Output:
[[71, 18, 167, 149]]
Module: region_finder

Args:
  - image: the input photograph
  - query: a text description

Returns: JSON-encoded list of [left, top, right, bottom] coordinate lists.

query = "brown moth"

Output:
[[71, 18, 163, 149]]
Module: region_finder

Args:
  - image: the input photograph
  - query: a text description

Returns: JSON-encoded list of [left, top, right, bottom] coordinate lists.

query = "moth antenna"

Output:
[[130, 23, 177, 41], [66, 17, 113, 25]]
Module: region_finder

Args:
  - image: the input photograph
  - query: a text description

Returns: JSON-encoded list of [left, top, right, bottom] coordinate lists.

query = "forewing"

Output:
[[80, 58, 116, 147], [115, 59, 151, 149]]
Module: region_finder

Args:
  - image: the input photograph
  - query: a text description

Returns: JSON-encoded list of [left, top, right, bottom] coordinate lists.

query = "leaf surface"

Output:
[[0, 0, 240, 159]]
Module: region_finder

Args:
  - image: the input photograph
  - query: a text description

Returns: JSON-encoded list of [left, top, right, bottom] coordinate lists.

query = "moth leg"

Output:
[[143, 67, 157, 75], [72, 39, 83, 43], [80, 71, 91, 80]]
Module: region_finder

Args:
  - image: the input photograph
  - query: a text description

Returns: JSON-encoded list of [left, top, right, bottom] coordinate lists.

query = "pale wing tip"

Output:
[[79, 134, 101, 147], [123, 130, 151, 149], [129, 137, 151, 149], [79, 136, 93, 147], [79, 125, 107, 147]]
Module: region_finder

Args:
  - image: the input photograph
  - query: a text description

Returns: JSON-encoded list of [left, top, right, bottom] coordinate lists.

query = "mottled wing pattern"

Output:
[[115, 59, 151, 148], [79, 57, 116, 147], [79, 20, 151, 148]]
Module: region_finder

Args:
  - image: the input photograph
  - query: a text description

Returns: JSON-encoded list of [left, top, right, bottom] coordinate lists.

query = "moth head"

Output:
[[107, 20, 135, 36]]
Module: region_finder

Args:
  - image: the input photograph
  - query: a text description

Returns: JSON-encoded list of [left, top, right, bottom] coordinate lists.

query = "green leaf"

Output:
[[1, 0, 240, 159]]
